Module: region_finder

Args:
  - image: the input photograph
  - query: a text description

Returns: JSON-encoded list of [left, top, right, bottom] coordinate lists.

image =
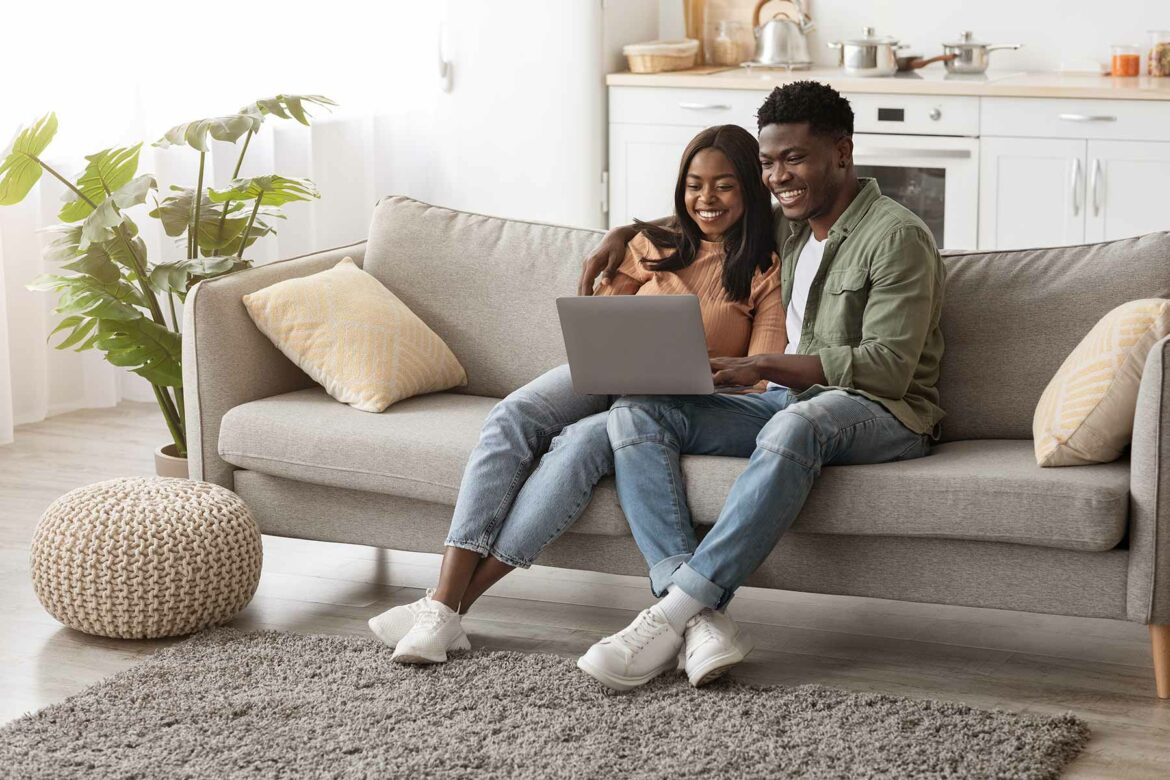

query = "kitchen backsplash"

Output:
[[660, 0, 1170, 73]]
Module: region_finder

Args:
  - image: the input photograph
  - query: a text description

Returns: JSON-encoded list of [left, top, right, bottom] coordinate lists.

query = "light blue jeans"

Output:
[[444, 364, 614, 568], [607, 388, 932, 610]]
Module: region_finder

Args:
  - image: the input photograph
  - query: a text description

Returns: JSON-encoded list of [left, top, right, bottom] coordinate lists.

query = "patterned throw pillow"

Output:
[[1033, 298, 1170, 467], [242, 257, 467, 413]]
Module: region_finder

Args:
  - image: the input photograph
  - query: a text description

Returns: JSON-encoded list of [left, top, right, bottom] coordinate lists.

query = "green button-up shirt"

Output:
[[773, 178, 947, 438]]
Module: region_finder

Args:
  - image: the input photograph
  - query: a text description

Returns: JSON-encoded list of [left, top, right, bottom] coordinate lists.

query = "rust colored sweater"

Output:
[[598, 231, 787, 359]]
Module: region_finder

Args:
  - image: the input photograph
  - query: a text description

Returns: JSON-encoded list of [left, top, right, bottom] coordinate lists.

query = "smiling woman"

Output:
[[635, 125, 776, 304]]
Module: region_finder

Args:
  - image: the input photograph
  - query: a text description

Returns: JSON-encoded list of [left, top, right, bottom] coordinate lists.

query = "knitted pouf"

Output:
[[30, 477, 263, 639]]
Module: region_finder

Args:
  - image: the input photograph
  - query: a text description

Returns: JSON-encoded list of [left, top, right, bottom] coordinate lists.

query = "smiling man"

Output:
[[574, 81, 947, 691]]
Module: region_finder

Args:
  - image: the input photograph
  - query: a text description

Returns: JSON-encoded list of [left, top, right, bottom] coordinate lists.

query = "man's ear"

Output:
[[836, 136, 854, 169]]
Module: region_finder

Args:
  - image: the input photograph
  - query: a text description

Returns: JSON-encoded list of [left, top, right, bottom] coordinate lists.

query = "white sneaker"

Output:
[[576, 606, 683, 691], [390, 598, 471, 664], [368, 589, 439, 648], [684, 609, 753, 687]]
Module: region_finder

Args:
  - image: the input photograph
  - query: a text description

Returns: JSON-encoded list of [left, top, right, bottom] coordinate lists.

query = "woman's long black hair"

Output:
[[636, 125, 775, 303]]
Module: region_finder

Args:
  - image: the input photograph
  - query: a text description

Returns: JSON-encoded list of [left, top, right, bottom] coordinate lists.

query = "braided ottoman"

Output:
[[30, 477, 263, 639]]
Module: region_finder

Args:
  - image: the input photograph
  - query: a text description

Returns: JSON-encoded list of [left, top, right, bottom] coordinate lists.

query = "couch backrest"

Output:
[[937, 233, 1170, 441], [365, 196, 1170, 440], [363, 196, 600, 398]]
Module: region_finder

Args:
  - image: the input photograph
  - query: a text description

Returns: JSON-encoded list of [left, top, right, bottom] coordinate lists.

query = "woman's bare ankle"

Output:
[[430, 590, 461, 612]]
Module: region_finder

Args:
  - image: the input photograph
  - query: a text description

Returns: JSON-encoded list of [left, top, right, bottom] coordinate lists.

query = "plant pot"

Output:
[[154, 443, 189, 479]]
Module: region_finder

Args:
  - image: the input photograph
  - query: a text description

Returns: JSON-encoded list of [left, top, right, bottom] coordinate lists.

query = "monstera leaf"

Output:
[[0, 113, 57, 205], [155, 114, 262, 152], [148, 185, 278, 252], [240, 94, 337, 125], [208, 175, 320, 207], [77, 174, 155, 250], [92, 316, 183, 387], [45, 223, 147, 280], [58, 144, 142, 222], [28, 272, 146, 321], [47, 315, 99, 351], [149, 255, 250, 298]]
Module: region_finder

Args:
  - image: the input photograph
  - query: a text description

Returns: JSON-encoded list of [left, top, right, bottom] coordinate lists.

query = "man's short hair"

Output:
[[756, 81, 854, 138]]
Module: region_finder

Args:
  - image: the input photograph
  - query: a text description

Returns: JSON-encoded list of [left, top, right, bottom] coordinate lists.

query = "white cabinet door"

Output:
[[1085, 140, 1170, 243], [608, 123, 706, 228], [978, 137, 1086, 250]]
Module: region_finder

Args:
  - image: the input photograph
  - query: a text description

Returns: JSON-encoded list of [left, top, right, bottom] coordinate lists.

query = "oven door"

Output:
[[852, 134, 979, 251]]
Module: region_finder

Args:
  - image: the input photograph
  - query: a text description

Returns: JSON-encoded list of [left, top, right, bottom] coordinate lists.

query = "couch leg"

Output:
[[1153, 624, 1170, 699]]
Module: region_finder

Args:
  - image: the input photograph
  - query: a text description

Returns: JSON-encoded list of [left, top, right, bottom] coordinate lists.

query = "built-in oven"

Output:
[[845, 92, 981, 250]]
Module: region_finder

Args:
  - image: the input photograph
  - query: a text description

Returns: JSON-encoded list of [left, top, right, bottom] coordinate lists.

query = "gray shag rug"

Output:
[[0, 628, 1088, 779]]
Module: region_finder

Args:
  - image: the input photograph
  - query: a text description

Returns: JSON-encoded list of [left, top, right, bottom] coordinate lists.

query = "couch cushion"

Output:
[[219, 387, 1129, 552], [361, 196, 602, 399], [937, 232, 1170, 442]]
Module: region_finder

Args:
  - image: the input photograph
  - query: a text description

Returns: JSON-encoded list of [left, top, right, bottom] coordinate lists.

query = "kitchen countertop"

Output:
[[606, 67, 1170, 101]]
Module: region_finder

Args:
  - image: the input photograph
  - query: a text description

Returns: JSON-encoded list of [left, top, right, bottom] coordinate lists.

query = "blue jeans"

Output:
[[607, 388, 931, 610], [444, 364, 613, 568]]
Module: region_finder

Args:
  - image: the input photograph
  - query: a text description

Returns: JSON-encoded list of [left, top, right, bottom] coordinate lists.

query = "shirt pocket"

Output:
[[814, 267, 868, 343]]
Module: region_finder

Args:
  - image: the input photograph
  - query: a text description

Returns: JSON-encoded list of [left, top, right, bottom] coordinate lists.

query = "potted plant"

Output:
[[0, 95, 334, 477]]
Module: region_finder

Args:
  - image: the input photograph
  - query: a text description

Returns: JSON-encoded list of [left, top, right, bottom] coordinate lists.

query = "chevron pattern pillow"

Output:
[[242, 257, 466, 413], [1033, 298, 1170, 467]]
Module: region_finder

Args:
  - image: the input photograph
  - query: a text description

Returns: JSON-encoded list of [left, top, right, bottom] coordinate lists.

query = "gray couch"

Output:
[[183, 195, 1170, 697]]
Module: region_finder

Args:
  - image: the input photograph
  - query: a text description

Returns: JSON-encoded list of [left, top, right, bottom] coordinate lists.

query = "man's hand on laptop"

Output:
[[710, 356, 766, 392], [711, 354, 830, 393]]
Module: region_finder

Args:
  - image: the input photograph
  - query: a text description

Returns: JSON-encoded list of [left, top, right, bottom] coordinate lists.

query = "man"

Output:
[[573, 81, 947, 691]]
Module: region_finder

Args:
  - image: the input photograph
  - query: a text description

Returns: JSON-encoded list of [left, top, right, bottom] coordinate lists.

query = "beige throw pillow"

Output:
[[242, 257, 466, 413], [1033, 298, 1170, 467]]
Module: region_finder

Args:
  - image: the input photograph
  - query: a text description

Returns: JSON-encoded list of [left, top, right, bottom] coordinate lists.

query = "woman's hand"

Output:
[[578, 227, 634, 296], [710, 356, 767, 388]]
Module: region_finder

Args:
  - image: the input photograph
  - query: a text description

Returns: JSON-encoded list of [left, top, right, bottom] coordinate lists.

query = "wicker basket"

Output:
[[623, 39, 700, 74]]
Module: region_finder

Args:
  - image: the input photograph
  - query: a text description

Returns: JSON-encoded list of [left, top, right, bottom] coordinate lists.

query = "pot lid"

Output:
[[846, 26, 898, 45], [944, 30, 986, 47]]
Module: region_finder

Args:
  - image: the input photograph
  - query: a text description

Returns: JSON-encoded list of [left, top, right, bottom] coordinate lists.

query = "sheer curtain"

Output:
[[0, 0, 444, 446]]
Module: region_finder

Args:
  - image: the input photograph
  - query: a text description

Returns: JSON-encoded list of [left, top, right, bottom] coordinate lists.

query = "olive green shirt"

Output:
[[773, 178, 947, 438]]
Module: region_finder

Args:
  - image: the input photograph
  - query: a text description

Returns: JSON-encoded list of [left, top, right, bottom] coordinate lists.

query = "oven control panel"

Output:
[[845, 94, 979, 137]]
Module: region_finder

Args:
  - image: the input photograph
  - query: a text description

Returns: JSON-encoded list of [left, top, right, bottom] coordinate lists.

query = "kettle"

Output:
[[751, 0, 814, 69]]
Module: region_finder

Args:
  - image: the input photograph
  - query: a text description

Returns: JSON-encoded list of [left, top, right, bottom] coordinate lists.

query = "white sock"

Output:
[[656, 587, 706, 634]]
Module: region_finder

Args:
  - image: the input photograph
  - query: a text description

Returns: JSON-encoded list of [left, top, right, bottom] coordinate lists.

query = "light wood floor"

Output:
[[2, 401, 1169, 778]]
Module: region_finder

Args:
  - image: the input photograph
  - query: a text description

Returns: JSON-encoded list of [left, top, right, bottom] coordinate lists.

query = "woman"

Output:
[[368, 124, 786, 663]]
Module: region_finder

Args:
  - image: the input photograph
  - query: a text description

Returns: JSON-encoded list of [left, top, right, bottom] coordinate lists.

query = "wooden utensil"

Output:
[[896, 53, 957, 71]]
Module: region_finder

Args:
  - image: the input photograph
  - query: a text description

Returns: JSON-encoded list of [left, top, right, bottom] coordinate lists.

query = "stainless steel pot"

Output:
[[942, 31, 1022, 74], [828, 27, 907, 77]]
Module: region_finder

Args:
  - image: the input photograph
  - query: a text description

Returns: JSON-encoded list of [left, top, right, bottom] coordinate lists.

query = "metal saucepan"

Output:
[[895, 53, 957, 72], [942, 31, 1022, 74], [827, 27, 907, 77]]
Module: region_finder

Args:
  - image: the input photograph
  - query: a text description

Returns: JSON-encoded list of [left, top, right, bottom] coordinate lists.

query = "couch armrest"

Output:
[[182, 242, 367, 489], [1129, 333, 1170, 623]]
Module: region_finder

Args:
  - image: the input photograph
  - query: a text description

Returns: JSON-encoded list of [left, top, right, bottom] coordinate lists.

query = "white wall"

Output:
[[663, 1, 1170, 73]]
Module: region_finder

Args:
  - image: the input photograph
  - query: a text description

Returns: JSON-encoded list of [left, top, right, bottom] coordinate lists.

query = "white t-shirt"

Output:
[[767, 233, 827, 392], [785, 233, 828, 355]]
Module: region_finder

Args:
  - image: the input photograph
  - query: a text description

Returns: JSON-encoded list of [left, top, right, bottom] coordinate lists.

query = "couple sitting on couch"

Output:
[[368, 80, 948, 691]]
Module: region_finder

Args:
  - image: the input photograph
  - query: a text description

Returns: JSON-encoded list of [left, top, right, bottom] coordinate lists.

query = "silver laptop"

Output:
[[557, 295, 745, 396]]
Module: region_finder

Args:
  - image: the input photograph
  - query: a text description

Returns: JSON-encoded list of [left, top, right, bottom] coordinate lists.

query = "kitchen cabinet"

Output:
[[979, 137, 1170, 250], [1084, 140, 1170, 243], [978, 137, 1088, 250], [979, 97, 1170, 250]]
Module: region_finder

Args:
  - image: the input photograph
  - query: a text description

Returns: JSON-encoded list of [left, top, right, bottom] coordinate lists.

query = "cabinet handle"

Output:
[[1071, 157, 1082, 217], [678, 102, 732, 111], [854, 147, 971, 160], [1090, 158, 1102, 217], [1058, 113, 1117, 122]]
